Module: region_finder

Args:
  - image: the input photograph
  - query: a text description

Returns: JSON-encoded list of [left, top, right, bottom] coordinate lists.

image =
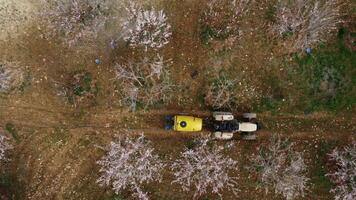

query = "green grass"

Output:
[[0, 173, 24, 200], [46, 127, 70, 147], [200, 25, 235, 45], [254, 74, 286, 113], [309, 141, 337, 196], [18, 70, 32, 93], [294, 31, 356, 112], [185, 138, 199, 150], [66, 71, 99, 106], [253, 72, 288, 113], [256, 28, 356, 113], [73, 72, 98, 96], [103, 193, 126, 200], [264, 3, 277, 23], [5, 123, 19, 142]]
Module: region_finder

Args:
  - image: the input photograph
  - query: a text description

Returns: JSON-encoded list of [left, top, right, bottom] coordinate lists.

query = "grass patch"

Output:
[[200, 25, 233, 45], [64, 71, 99, 106], [47, 127, 70, 147], [294, 34, 356, 112], [0, 173, 24, 200], [5, 123, 19, 142], [18, 71, 32, 93], [265, 3, 277, 23], [255, 97, 280, 113], [254, 74, 285, 113], [256, 29, 355, 113], [104, 193, 126, 200], [73, 72, 97, 96], [309, 141, 337, 195], [185, 138, 199, 150]]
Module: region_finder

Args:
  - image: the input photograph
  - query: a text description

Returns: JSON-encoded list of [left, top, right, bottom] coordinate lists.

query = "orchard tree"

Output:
[[114, 55, 174, 111], [97, 134, 165, 200], [41, 0, 110, 46], [171, 136, 239, 198], [272, 0, 343, 51], [201, 0, 250, 41], [327, 143, 356, 200], [0, 61, 25, 93], [251, 135, 309, 200], [122, 2, 172, 50], [205, 72, 261, 109], [0, 134, 12, 162], [205, 76, 238, 109]]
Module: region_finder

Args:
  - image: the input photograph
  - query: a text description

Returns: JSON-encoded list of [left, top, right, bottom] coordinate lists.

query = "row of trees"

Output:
[[97, 134, 356, 200], [39, 0, 344, 50], [38, 1, 174, 109], [40, 0, 173, 49], [113, 1, 173, 110], [10, 0, 343, 110], [97, 135, 238, 199]]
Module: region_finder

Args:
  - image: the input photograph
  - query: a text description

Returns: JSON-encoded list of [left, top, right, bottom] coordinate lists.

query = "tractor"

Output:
[[165, 112, 261, 140]]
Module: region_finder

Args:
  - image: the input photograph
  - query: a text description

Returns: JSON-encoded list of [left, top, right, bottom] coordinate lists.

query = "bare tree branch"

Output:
[[171, 136, 239, 198], [205, 77, 237, 109], [122, 2, 172, 50], [0, 61, 25, 93], [272, 0, 343, 51], [41, 0, 111, 46], [114, 55, 174, 111], [251, 135, 309, 200], [327, 143, 356, 200], [0, 133, 12, 162], [201, 0, 250, 41], [97, 134, 165, 200]]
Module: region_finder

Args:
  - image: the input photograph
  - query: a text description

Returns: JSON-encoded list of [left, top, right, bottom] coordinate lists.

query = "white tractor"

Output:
[[212, 112, 260, 140]]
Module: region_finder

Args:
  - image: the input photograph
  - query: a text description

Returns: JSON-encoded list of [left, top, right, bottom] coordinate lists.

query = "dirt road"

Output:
[[1, 100, 355, 138]]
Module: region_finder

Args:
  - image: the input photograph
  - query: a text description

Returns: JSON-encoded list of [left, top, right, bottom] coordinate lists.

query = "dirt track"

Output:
[[1, 101, 355, 139], [1, 99, 354, 199]]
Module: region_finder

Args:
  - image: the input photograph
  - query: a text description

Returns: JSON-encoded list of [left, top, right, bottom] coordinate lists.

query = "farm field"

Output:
[[0, 0, 355, 200]]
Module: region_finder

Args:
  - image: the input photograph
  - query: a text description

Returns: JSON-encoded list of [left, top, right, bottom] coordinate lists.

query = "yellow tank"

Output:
[[173, 115, 203, 132]]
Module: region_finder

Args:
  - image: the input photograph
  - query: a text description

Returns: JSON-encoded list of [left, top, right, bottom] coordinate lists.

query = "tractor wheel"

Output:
[[213, 132, 222, 139], [213, 112, 234, 121], [242, 133, 257, 140], [214, 132, 234, 140], [242, 113, 257, 120]]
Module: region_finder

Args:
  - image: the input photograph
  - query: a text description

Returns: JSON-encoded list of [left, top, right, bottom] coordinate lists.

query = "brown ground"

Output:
[[0, 0, 355, 200]]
